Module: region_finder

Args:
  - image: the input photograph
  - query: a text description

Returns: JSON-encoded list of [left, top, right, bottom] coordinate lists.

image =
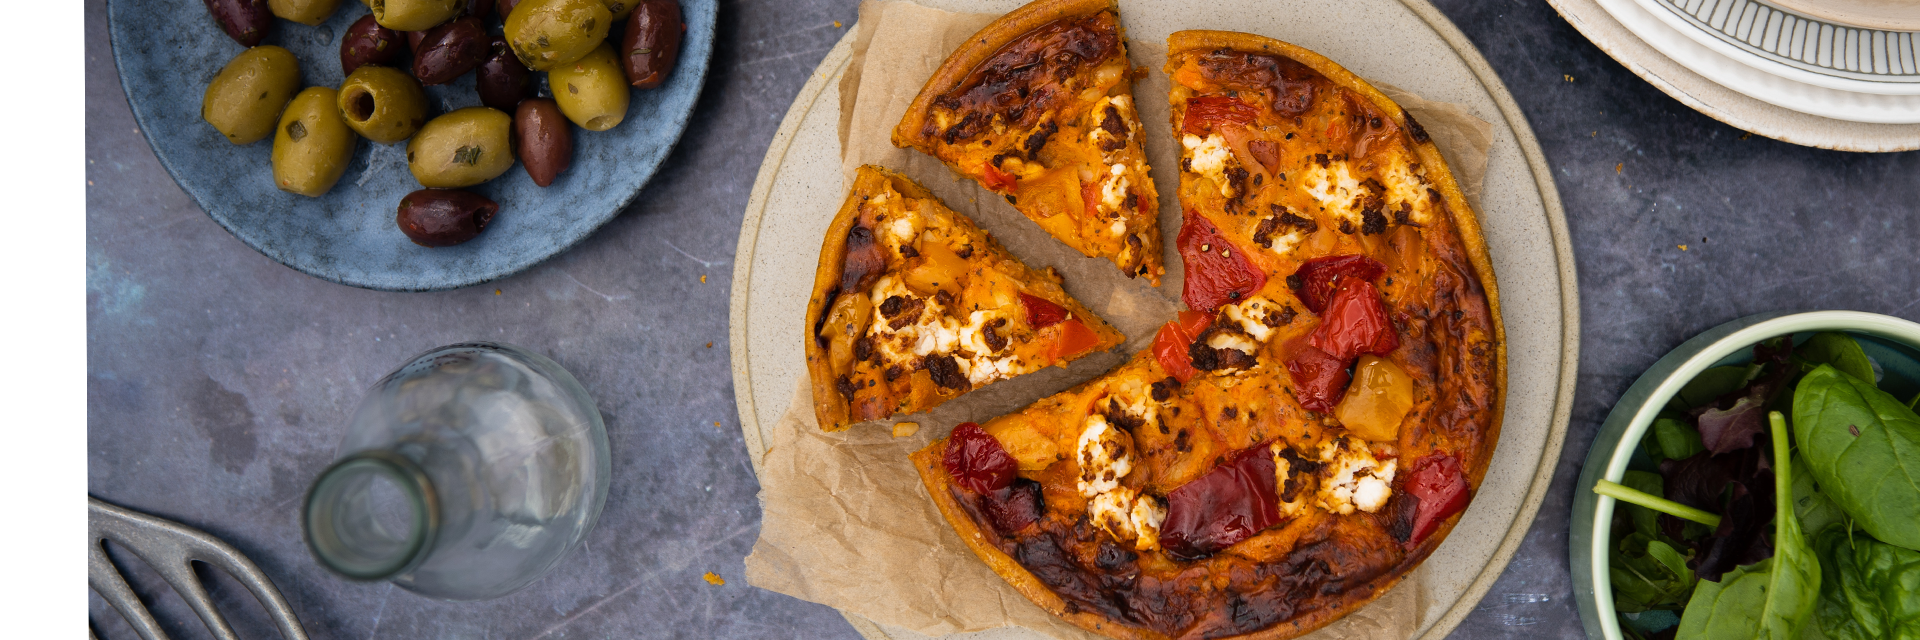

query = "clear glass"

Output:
[[303, 342, 610, 600]]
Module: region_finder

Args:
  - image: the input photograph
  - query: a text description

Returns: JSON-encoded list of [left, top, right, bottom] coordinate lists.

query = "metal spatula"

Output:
[[88, 496, 309, 640]]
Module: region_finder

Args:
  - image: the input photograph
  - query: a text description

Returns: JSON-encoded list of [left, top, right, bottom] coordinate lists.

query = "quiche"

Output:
[[893, 0, 1163, 285], [806, 165, 1126, 432], [908, 31, 1505, 640]]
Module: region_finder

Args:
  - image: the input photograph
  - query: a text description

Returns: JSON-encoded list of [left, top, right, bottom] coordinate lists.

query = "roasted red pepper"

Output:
[[1019, 293, 1068, 329], [1177, 210, 1266, 312], [1402, 453, 1470, 549], [1309, 280, 1399, 360], [1049, 318, 1102, 360], [982, 161, 1018, 192], [1289, 254, 1386, 314], [1152, 310, 1215, 383], [1081, 177, 1102, 219], [1159, 442, 1281, 560], [1284, 338, 1350, 413], [1181, 96, 1258, 136], [943, 423, 1016, 494]]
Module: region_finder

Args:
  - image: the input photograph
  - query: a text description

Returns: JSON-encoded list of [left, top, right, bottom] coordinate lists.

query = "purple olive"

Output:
[[397, 189, 498, 247], [204, 0, 274, 47], [464, 0, 493, 20], [412, 17, 491, 85], [621, 0, 683, 89], [340, 15, 404, 75], [514, 99, 572, 187], [406, 28, 429, 54], [476, 37, 533, 112], [496, 0, 524, 20]]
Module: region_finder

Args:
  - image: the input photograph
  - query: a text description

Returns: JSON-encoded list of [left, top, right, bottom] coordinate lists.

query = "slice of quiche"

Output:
[[892, 0, 1162, 285], [806, 165, 1126, 432]]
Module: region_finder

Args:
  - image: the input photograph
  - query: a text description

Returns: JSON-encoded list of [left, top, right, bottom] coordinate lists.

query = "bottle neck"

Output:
[[303, 450, 438, 581]]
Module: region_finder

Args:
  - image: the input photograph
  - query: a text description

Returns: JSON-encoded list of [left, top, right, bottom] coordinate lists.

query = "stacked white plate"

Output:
[[1553, 0, 1920, 149]]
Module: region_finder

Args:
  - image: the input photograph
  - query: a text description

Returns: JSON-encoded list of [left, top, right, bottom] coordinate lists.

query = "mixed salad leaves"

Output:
[[1594, 332, 1920, 640]]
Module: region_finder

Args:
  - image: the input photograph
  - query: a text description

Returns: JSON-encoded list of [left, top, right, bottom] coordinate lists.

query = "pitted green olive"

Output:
[[337, 66, 429, 144], [267, 0, 344, 25], [407, 107, 516, 187], [549, 41, 629, 131], [202, 46, 303, 145], [371, 0, 462, 31], [504, 0, 612, 71], [272, 87, 358, 197]]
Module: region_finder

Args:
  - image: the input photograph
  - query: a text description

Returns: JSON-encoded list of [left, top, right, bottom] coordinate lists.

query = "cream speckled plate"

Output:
[[729, 1, 1578, 638]]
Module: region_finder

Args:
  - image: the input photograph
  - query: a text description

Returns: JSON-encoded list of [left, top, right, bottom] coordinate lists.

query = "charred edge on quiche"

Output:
[[924, 12, 1121, 143]]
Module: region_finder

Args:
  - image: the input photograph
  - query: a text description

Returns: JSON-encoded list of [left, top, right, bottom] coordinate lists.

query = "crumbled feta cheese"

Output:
[[1377, 149, 1433, 225], [958, 311, 1002, 355], [1077, 414, 1134, 497], [912, 314, 961, 357], [1302, 160, 1363, 226], [1089, 487, 1136, 539], [1316, 437, 1397, 515], [1129, 493, 1165, 550], [1207, 331, 1258, 355], [1269, 230, 1302, 257], [1221, 297, 1281, 342], [1183, 134, 1234, 196], [1087, 487, 1166, 551], [887, 212, 921, 246], [1101, 171, 1130, 211]]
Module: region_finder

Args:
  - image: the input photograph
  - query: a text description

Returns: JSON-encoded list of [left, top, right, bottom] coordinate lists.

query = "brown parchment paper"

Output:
[[745, 2, 1495, 637]]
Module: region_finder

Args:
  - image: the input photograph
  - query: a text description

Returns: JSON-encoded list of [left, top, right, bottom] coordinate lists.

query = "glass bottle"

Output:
[[302, 342, 610, 600]]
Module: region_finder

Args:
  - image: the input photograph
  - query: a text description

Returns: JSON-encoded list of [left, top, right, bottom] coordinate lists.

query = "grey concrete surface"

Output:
[[87, 0, 1918, 638]]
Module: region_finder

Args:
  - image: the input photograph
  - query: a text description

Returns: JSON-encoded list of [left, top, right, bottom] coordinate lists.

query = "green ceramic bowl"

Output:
[[1570, 310, 1920, 639]]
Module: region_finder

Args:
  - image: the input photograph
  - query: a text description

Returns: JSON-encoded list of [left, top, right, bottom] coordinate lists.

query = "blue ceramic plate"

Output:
[[108, 0, 715, 291], [1569, 310, 1920, 639]]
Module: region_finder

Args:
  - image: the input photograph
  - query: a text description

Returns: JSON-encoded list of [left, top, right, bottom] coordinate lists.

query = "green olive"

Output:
[[372, 0, 462, 31], [408, 107, 515, 187], [268, 0, 344, 25], [504, 0, 612, 71], [549, 41, 629, 131], [202, 46, 302, 145], [337, 66, 428, 144], [273, 87, 358, 197], [601, 0, 634, 20]]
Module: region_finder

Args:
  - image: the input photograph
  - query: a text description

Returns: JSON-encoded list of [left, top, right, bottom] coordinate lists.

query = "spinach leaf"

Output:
[[1675, 413, 1820, 640], [1814, 527, 1920, 640], [1643, 417, 1707, 463], [1612, 532, 1699, 613], [1610, 471, 1701, 614], [1793, 365, 1920, 552], [1793, 455, 1850, 539], [1796, 332, 1877, 385], [1620, 470, 1668, 536]]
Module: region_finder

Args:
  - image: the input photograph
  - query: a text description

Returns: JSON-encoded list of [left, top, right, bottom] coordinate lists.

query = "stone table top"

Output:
[[86, 0, 1919, 638]]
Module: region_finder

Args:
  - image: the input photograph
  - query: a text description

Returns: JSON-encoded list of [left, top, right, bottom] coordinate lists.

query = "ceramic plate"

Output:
[[108, 0, 715, 291], [1598, 0, 1920, 122], [728, 1, 1580, 638], [1631, 0, 1920, 95], [1764, 0, 1920, 35], [1568, 311, 1920, 639], [1547, 0, 1920, 149]]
